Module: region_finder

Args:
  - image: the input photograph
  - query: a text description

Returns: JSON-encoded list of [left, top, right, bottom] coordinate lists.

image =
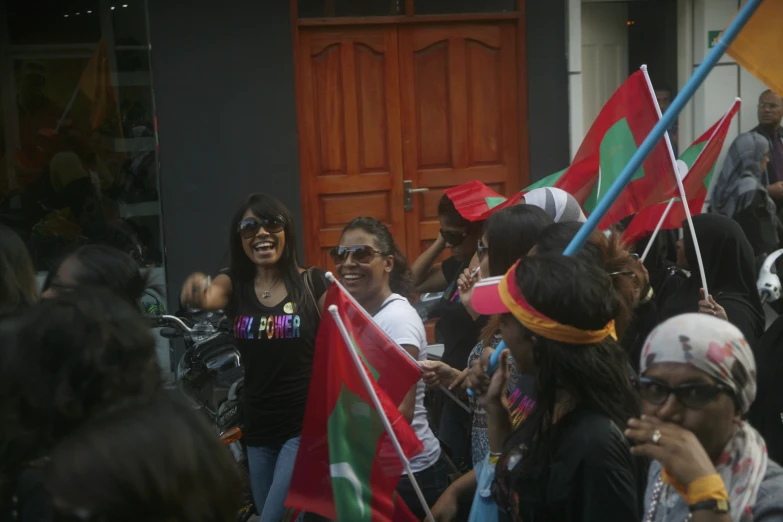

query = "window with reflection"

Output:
[[1, 0, 163, 275], [414, 0, 516, 15], [298, 0, 403, 18]]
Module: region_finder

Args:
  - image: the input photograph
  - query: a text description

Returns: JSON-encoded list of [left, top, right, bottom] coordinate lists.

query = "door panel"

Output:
[[297, 27, 405, 268], [398, 23, 519, 259]]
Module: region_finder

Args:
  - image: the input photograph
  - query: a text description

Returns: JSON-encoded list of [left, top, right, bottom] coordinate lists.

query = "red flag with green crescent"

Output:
[[554, 69, 678, 228], [444, 180, 510, 222], [623, 99, 740, 245], [285, 284, 423, 521]]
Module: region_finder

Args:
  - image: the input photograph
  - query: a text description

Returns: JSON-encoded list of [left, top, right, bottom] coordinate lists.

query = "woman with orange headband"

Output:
[[469, 254, 644, 521]]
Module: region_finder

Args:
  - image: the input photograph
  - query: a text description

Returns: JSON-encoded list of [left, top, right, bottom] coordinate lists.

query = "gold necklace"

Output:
[[255, 277, 279, 299]]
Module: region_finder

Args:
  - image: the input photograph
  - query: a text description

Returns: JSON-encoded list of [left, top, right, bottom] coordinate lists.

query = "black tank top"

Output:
[[224, 268, 328, 447]]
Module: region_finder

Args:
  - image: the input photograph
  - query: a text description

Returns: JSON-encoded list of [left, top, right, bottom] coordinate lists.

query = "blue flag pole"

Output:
[[564, 0, 764, 256]]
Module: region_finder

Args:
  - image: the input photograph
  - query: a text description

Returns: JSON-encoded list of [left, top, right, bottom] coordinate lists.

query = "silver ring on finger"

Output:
[[652, 429, 662, 445]]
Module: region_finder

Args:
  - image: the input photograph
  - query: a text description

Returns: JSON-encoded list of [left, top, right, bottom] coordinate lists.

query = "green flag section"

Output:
[[523, 169, 565, 191], [553, 69, 678, 229], [285, 285, 423, 521], [623, 99, 740, 245]]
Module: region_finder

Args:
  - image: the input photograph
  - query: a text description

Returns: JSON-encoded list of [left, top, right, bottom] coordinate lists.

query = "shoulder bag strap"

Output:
[[303, 268, 322, 320]]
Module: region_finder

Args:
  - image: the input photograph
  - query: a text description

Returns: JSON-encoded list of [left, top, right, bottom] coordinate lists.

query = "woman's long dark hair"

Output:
[[0, 225, 37, 314], [228, 193, 309, 312], [507, 254, 639, 462], [0, 287, 162, 497], [479, 205, 554, 345], [342, 217, 413, 300]]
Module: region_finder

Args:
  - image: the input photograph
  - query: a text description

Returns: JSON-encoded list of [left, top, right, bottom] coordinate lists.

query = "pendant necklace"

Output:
[[256, 277, 279, 299]]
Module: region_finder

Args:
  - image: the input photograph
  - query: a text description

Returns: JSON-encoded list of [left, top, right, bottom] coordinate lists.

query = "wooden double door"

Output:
[[296, 22, 522, 267]]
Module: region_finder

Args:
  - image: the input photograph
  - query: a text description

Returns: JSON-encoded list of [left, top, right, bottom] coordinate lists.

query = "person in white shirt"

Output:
[[331, 217, 446, 519]]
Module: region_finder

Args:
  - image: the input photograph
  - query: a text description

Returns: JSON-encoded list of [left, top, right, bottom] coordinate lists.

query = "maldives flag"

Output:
[[444, 180, 510, 222], [554, 68, 678, 228], [623, 99, 740, 245], [285, 284, 423, 521]]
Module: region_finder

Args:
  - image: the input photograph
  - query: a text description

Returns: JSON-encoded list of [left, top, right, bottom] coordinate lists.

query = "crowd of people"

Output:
[[1, 88, 782, 522]]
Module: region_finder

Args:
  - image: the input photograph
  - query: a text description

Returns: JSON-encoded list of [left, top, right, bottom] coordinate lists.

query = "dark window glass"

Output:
[[298, 0, 402, 18], [8, 0, 102, 45], [414, 0, 515, 15], [112, 0, 149, 46], [4, 2, 164, 272]]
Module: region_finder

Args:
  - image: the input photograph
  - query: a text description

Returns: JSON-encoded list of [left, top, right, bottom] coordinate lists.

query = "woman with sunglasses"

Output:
[[180, 193, 327, 522], [410, 193, 485, 471], [469, 254, 643, 521], [333, 217, 446, 518], [626, 313, 783, 521]]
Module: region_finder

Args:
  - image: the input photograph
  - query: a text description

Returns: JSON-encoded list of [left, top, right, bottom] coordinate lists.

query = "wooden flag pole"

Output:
[[564, 0, 763, 256], [330, 305, 436, 522]]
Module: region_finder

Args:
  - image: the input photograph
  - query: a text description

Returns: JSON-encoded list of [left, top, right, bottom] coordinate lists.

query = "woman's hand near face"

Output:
[[456, 267, 480, 319], [698, 289, 728, 321], [180, 273, 232, 311], [625, 415, 719, 487]]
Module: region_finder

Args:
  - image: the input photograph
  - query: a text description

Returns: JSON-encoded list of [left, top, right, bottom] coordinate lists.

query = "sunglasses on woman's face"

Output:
[[441, 229, 468, 246], [237, 217, 285, 239], [477, 239, 488, 261], [637, 377, 734, 409], [330, 245, 384, 265]]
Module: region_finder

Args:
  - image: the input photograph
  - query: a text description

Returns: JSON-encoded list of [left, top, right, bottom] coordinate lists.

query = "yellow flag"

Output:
[[726, 1, 783, 95], [78, 38, 115, 130]]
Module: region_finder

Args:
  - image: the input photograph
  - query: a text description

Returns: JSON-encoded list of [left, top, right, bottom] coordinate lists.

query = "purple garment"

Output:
[[770, 130, 783, 184]]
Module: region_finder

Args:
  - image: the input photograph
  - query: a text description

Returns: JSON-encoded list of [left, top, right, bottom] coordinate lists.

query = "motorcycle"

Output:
[[149, 310, 254, 522]]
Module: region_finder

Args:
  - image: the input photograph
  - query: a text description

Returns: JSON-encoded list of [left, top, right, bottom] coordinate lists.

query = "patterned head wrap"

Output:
[[640, 313, 767, 522]]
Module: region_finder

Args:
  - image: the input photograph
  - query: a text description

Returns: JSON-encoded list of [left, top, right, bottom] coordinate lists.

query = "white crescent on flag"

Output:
[[330, 462, 366, 517]]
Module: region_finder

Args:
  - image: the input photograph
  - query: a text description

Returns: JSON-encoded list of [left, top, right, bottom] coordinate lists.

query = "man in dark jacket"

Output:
[[753, 90, 783, 198]]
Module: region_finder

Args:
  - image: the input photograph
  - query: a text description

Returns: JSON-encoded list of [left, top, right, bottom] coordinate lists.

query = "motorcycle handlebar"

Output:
[[148, 315, 193, 333]]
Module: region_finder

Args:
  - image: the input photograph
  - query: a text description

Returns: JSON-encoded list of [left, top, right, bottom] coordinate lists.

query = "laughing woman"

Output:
[[333, 217, 446, 518], [181, 193, 327, 522]]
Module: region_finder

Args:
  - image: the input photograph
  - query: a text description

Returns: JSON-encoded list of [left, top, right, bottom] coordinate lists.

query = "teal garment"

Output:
[[468, 453, 500, 522]]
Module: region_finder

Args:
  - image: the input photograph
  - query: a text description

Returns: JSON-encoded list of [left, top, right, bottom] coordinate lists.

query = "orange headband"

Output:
[[498, 262, 617, 345]]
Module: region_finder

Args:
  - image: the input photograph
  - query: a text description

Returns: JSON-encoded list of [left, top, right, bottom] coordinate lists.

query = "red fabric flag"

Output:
[[623, 100, 740, 245], [554, 69, 678, 229], [285, 284, 424, 521], [444, 180, 510, 222]]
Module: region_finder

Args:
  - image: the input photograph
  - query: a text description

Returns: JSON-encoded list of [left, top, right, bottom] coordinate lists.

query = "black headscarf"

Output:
[[659, 214, 765, 346]]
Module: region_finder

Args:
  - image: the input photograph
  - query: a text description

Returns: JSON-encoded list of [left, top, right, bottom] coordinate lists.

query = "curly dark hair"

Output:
[[46, 394, 242, 522], [438, 193, 482, 231], [342, 217, 414, 300], [533, 222, 644, 340], [0, 287, 162, 480], [0, 225, 37, 315], [43, 244, 156, 305], [506, 254, 639, 463]]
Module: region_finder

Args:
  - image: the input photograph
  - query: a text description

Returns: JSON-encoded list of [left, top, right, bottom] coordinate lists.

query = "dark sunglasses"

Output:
[[441, 229, 468, 247], [330, 245, 385, 264], [637, 377, 734, 409], [237, 217, 285, 239], [477, 239, 488, 261]]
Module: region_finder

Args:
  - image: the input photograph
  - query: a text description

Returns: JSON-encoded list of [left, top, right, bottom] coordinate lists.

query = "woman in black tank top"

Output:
[[181, 193, 328, 522]]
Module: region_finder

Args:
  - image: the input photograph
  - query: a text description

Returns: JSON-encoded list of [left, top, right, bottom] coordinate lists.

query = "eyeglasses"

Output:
[[637, 377, 734, 409], [759, 102, 782, 110], [330, 245, 385, 264], [441, 229, 468, 247], [237, 217, 285, 239], [477, 239, 488, 261]]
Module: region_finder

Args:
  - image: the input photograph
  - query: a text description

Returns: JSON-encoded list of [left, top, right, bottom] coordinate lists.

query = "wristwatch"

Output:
[[689, 498, 730, 514]]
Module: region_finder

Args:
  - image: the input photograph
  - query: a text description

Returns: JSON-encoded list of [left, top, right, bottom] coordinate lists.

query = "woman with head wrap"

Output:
[[659, 214, 765, 348], [626, 313, 783, 521], [522, 187, 587, 223], [711, 132, 779, 266]]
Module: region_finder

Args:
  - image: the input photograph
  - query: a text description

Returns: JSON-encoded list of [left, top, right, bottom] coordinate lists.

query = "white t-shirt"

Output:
[[373, 294, 441, 473]]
